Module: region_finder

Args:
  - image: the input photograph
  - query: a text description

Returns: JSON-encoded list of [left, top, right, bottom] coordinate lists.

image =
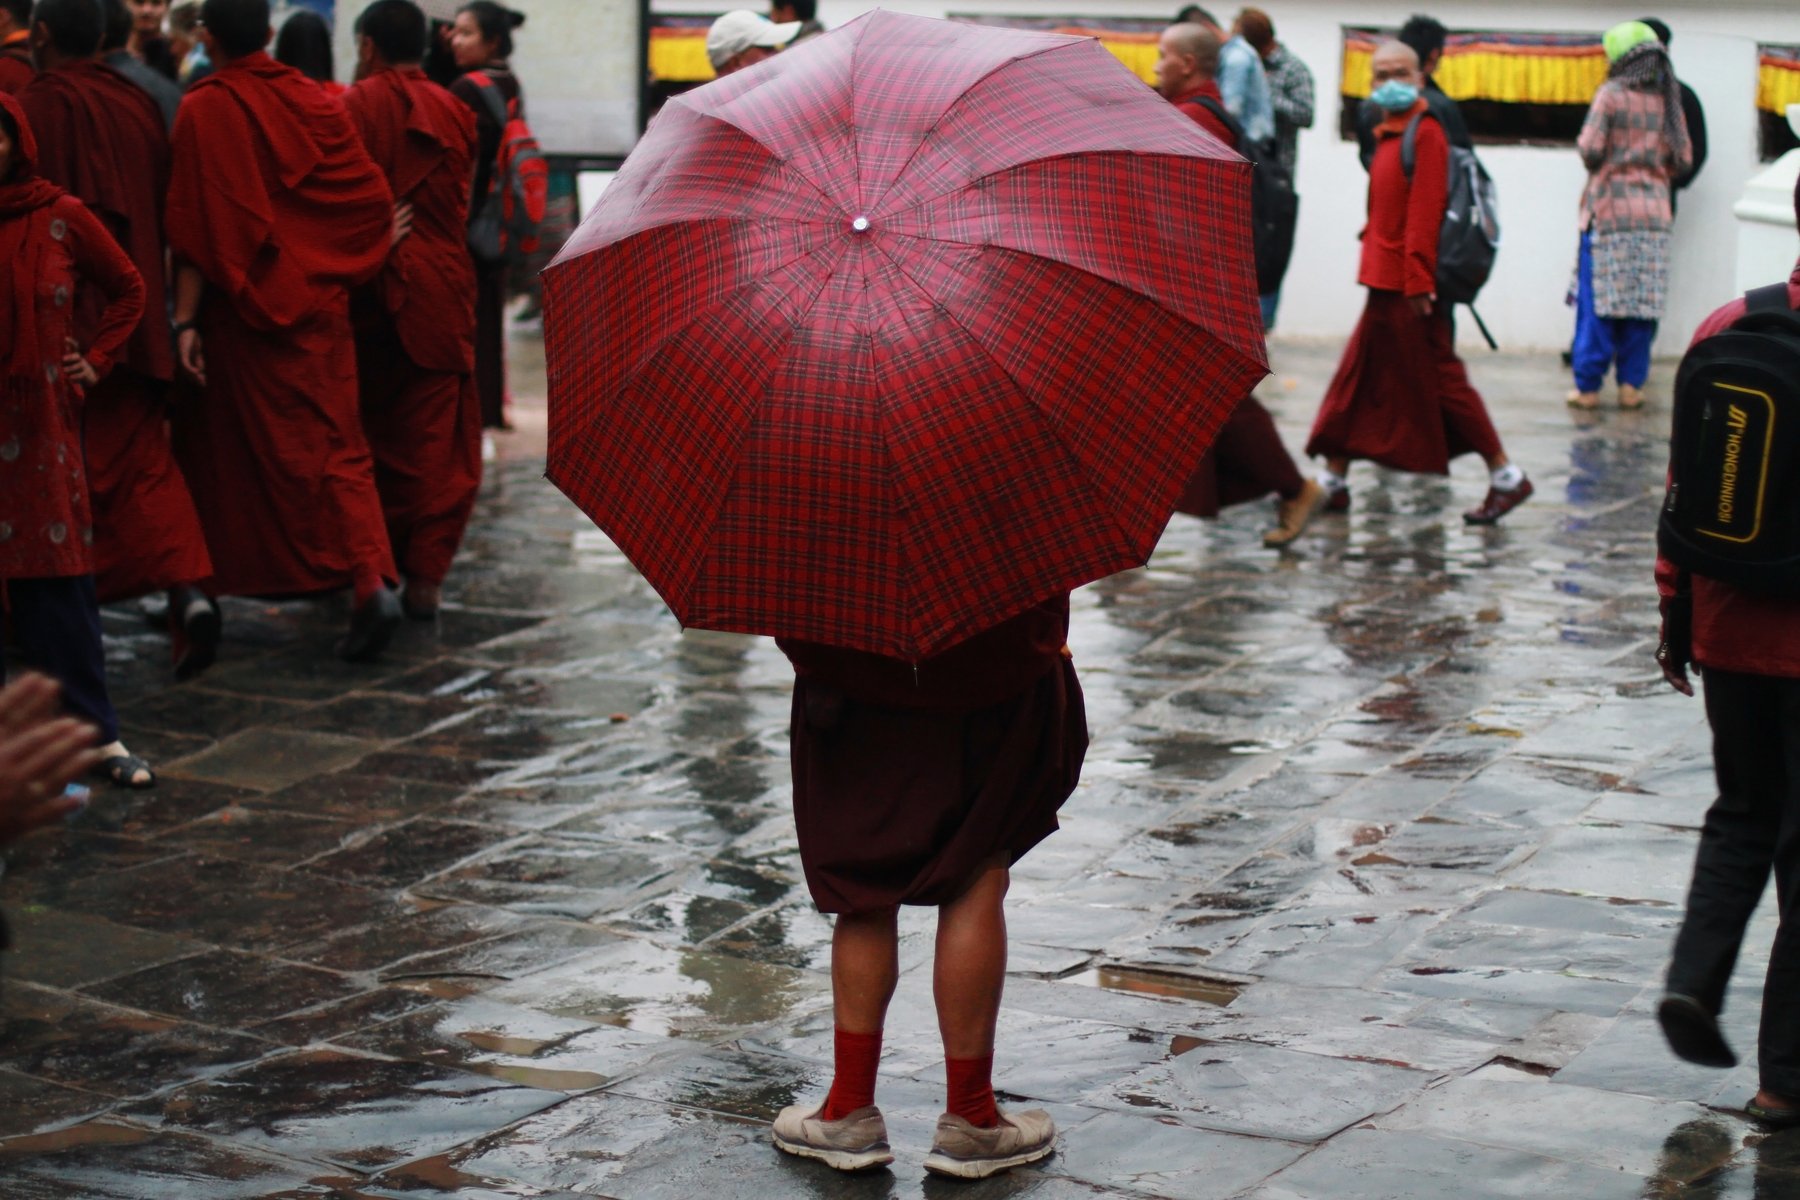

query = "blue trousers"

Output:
[[1573, 231, 1656, 393], [4, 575, 119, 744]]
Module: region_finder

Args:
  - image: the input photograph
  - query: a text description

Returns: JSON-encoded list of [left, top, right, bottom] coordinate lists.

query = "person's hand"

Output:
[[177, 326, 205, 386], [0, 674, 99, 845], [391, 200, 415, 247], [1409, 293, 1435, 318], [61, 337, 98, 387], [1656, 635, 1694, 696]]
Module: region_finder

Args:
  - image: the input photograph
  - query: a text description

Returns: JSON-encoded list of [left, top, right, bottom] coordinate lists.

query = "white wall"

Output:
[[654, 0, 1800, 350]]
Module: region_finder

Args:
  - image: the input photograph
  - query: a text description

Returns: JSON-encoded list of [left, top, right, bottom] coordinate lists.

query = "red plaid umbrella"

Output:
[[544, 10, 1266, 660]]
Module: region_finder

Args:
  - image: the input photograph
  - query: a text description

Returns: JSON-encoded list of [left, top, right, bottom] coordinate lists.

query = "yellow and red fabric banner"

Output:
[[1762, 46, 1800, 117], [1341, 28, 1606, 106]]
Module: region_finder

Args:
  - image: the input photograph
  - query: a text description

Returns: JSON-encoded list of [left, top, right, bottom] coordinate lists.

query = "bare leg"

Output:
[[833, 906, 899, 1035], [934, 860, 1011, 1059], [1325, 457, 1350, 479], [1483, 452, 1512, 471]]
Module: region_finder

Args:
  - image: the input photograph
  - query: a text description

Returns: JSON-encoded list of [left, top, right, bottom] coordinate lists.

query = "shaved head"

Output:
[[1154, 21, 1220, 98], [32, 0, 106, 57], [1371, 39, 1420, 74]]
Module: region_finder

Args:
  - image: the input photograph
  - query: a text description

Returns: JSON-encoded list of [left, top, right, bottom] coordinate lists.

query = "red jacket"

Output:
[[1361, 100, 1445, 298], [1654, 260, 1800, 679], [1169, 82, 1237, 151]]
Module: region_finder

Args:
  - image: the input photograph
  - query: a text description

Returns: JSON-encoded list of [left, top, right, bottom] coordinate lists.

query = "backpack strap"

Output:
[[1190, 96, 1245, 154], [1746, 282, 1797, 313], [463, 70, 510, 131], [1399, 110, 1429, 178]]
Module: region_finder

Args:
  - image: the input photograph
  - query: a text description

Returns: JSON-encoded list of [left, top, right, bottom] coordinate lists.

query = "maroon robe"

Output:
[[1307, 103, 1502, 473], [165, 52, 397, 597], [778, 597, 1087, 914], [20, 60, 212, 601], [0, 93, 145, 580], [0, 32, 32, 95], [344, 64, 481, 587]]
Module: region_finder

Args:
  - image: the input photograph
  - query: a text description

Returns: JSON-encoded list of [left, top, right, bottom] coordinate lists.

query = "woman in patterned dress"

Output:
[[0, 92, 154, 788], [1569, 21, 1692, 411]]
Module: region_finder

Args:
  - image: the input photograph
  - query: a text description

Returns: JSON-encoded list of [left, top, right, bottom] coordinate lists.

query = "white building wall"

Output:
[[651, 0, 1800, 351]]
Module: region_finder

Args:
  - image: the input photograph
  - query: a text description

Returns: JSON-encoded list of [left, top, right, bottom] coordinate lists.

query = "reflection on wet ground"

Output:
[[0, 336, 1790, 1196]]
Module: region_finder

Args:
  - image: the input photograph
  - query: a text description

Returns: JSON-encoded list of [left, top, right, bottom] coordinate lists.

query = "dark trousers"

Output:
[[474, 262, 507, 430], [1667, 667, 1800, 1095], [4, 575, 119, 744]]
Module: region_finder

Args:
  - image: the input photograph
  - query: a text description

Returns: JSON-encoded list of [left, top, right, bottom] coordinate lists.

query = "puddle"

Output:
[[457, 1031, 557, 1056], [1069, 963, 1246, 1006], [0, 1121, 151, 1156]]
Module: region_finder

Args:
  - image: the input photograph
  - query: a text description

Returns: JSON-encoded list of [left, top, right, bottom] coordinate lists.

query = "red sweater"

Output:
[[1361, 100, 1446, 298], [1654, 260, 1800, 679], [1170, 82, 1237, 151]]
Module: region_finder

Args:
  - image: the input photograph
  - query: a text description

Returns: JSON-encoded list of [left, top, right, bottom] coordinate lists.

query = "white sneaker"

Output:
[[922, 1108, 1057, 1178], [770, 1102, 894, 1172]]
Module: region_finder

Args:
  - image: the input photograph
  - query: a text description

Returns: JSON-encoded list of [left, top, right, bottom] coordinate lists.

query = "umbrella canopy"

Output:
[[544, 9, 1266, 660]]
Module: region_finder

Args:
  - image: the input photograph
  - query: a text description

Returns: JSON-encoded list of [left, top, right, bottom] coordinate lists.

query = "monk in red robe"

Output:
[[344, 0, 481, 620], [20, 0, 218, 678], [1306, 40, 1532, 525], [166, 0, 405, 662], [1153, 22, 1325, 548], [0, 91, 155, 787], [0, 1, 33, 93]]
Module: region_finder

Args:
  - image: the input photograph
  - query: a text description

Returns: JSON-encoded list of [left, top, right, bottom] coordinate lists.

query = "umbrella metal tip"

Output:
[[851, 215, 871, 233]]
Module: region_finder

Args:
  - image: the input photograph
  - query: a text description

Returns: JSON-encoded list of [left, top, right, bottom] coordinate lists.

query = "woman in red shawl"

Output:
[[0, 93, 153, 787]]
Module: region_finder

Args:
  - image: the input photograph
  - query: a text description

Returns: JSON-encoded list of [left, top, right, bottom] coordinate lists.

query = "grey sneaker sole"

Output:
[[922, 1139, 1055, 1179], [772, 1131, 894, 1172]]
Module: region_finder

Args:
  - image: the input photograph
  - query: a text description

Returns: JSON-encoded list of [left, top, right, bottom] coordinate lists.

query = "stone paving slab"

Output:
[[1, 333, 1795, 1195]]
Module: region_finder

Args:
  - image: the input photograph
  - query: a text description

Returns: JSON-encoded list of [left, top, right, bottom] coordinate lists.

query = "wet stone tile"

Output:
[[166, 728, 382, 793], [1245, 1127, 1650, 1200], [82, 778, 261, 838], [0, 982, 274, 1098], [58, 855, 395, 952], [283, 903, 539, 974], [371, 918, 622, 986], [257, 770, 466, 823], [0, 831, 184, 908], [125, 1047, 564, 1171], [115, 690, 306, 742], [1, 907, 203, 991], [418, 836, 690, 919], [200, 643, 410, 701], [288, 692, 479, 739], [0, 1068, 114, 1137], [0, 1123, 343, 1199], [168, 805, 360, 867], [83, 947, 359, 1028], [253, 986, 445, 1046], [1051, 1109, 1307, 1199], [1092, 1039, 1430, 1142], [302, 820, 509, 888], [350, 750, 498, 788]]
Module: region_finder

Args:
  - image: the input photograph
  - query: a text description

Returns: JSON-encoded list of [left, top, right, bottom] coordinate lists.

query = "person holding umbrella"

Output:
[[541, 12, 1268, 1175]]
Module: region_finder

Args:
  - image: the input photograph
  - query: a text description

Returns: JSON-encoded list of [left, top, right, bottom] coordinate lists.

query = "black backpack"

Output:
[[1400, 111, 1500, 307], [1657, 283, 1800, 595], [1192, 97, 1298, 296]]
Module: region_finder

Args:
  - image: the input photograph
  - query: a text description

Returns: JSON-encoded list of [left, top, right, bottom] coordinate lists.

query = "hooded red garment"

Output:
[[20, 59, 211, 601], [165, 52, 397, 598], [343, 64, 481, 588], [0, 92, 145, 579]]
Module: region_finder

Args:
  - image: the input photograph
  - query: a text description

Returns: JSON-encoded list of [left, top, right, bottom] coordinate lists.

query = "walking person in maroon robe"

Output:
[[344, 0, 481, 620], [1153, 22, 1325, 548], [770, 601, 1087, 1177], [0, 92, 154, 788], [1306, 40, 1532, 525], [20, 0, 217, 678], [0, 0, 33, 93], [166, 0, 405, 662]]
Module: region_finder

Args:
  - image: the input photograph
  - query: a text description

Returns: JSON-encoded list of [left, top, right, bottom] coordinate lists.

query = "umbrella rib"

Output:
[[863, 236, 1149, 561], [878, 148, 1240, 229], [677, 108, 847, 217], [862, 38, 1084, 216]]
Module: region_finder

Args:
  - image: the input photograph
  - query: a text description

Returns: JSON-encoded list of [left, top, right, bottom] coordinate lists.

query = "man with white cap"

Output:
[[706, 8, 799, 76]]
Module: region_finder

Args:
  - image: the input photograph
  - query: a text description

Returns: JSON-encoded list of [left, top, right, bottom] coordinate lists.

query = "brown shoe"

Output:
[[1322, 481, 1350, 512], [1263, 478, 1327, 547], [771, 1102, 894, 1171], [923, 1108, 1056, 1179], [1462, 477, 1534, 525]]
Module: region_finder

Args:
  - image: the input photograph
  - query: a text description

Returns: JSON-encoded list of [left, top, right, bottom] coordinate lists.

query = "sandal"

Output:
[[1746, 1098, 1800, 1128], [95, 754, 156, 790], [1566, 390, 1600, 410], [1618, 385, 1646, 411]]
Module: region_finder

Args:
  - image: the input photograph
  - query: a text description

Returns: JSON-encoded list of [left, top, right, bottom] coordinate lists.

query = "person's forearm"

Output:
[[172, 261, 205, 326]]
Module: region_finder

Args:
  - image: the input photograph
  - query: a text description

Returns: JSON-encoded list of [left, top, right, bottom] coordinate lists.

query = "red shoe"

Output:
[[1323, 483, 1350, 513], [1463, 477, 1534, 525]]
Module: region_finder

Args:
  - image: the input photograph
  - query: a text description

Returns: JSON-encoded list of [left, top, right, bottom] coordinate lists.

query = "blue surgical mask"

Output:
[[1370, 80, 1421, 112]]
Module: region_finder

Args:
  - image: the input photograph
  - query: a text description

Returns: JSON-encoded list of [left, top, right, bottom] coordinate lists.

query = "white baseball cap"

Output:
[[706, 10, 803, 70]]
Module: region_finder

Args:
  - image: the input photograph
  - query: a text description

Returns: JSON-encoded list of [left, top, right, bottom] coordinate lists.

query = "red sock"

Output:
[[820, 1027, 882, 1120], [945, 1054, 999, 1128]]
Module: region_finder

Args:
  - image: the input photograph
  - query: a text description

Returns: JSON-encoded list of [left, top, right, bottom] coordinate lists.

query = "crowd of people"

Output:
[[1, 0, 1790, 1184], [0, 0, 531, 791]]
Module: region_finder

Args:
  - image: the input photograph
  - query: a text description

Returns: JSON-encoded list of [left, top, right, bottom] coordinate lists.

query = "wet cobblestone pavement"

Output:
[[2, 332, 1793, 1198]]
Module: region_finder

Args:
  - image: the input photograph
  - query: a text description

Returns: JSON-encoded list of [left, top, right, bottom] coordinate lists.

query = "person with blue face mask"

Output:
[[1305, 40, 1532, 525]]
